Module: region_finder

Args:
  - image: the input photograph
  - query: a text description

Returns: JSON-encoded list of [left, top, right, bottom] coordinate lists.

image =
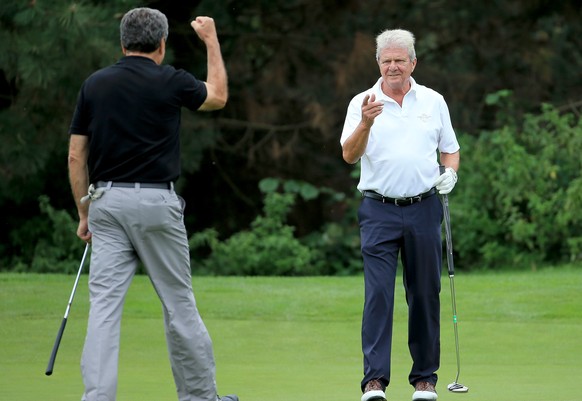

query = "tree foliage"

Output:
[[0, 0, 138, 202], [0, 0, 140, 263], [453, 98, 582, 268], [172, 0, 582, 244], [1, 0, 581, 272], [190, 187, 318, 276]]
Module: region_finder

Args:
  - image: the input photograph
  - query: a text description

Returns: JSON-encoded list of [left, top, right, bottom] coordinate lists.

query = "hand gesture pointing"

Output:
[[361, 94, 383, 128]]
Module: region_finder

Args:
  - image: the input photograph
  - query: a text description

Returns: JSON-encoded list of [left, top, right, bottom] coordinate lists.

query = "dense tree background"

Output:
[[1, 0, 581, 272]]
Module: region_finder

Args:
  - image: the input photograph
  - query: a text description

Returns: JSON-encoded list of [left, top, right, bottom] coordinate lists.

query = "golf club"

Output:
[[45, 243, 90, 376], [439, 166, 469, 393]]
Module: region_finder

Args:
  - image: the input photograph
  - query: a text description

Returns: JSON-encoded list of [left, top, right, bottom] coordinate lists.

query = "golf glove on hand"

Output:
[[434, 167, 458, 194]]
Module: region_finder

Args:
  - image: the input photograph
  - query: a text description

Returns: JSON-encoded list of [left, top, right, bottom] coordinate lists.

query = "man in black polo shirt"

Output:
[[68, 8, 237, 401]]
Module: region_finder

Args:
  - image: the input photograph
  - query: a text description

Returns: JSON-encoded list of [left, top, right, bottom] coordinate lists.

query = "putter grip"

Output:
[[439, 165, 446, 175], [45, 317, 68, 375]]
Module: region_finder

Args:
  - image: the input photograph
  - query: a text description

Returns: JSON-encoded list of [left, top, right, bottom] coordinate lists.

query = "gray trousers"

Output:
[[82, 183, 217, 401]]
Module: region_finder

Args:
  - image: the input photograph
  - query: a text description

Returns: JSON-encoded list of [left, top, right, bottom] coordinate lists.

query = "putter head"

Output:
[[448, 382, 469, 393]]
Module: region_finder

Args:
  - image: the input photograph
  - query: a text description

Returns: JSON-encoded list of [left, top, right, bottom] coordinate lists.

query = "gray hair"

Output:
[[376, 29, 416, 61], [120, 8, 168, 53]]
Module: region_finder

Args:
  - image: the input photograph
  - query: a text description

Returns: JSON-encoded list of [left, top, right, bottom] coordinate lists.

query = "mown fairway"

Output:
[[1, 267, 581, 401]]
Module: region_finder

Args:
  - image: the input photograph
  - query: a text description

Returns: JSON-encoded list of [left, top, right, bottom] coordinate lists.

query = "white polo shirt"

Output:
[[340, 77, 460, 198]]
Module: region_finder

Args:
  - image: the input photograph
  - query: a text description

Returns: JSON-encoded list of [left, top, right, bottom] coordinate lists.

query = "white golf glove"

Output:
[[80, 184, 105, 204], [434, 167, 458, 195]]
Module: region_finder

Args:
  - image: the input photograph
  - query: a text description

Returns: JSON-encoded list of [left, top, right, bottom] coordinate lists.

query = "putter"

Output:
[[45, 243, 90, 376], [439, 166, 469, 393]]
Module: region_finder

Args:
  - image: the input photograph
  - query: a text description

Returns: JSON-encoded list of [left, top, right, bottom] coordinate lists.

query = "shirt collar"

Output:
[[118, 55, 157, 64], [373, 76, 418, 102]]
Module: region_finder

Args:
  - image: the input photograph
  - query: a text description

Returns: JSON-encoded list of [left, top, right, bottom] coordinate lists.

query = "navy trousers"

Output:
[[358, 194, 442, 390]]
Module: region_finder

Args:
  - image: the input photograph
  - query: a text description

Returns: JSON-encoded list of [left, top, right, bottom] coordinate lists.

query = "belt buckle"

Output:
[[396, 195, 421, 206]]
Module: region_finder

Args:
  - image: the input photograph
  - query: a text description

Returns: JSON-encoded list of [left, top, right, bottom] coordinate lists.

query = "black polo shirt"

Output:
[[69, 56, 207, 183]]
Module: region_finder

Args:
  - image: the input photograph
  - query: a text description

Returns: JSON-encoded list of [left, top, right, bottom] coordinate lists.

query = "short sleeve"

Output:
[[177, 70, 208, 111], [69, 84, 90, 136], [340, 93, 365, 146]]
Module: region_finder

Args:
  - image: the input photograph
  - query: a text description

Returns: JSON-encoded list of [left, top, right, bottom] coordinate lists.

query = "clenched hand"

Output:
[[191, 16, 218, 43]]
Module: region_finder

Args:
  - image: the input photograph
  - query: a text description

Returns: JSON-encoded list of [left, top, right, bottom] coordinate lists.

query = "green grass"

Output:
[[1, 267, 581, 401]]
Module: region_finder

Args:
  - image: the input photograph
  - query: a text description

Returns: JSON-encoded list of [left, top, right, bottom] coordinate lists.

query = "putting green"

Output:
[[1, 268, 580, 401]]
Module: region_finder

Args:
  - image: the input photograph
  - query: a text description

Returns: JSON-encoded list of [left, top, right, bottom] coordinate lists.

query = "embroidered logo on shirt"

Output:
[[417, 113, 431, 123]]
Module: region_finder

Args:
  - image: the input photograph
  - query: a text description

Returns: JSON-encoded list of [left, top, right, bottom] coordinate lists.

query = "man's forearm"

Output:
[[205, 39, 228, 105], [69, 166, 89, 219], [342, 123, 371, 164], [69, 161, 89, 220], [68, 135, 90, 220], [440, 151, 460, 172]]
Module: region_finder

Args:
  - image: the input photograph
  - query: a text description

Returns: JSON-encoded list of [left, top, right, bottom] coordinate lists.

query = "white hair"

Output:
[[376, 29, 416, 61]]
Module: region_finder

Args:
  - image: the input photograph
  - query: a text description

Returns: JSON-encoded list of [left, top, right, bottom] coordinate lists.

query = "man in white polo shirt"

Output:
[[340, 29, 460, 401]]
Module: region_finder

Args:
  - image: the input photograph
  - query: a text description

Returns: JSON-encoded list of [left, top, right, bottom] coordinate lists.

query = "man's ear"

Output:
[[121, 45, 127, 55], [155, 39, 166, 64]]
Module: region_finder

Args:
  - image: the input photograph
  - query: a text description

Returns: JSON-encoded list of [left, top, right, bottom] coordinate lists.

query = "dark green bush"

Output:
[[189, 177, 364, 276], [10, 195, 84, 273], [452, 97, 582, 269], [190, 189, 317, 276]]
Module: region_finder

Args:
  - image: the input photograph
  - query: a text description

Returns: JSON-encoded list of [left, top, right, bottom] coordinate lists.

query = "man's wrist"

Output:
[[446, 167, 458, 182]]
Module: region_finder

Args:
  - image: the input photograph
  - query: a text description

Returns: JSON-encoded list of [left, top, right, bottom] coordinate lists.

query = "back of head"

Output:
[[120, 8, 168, 53], [376, 29, 416, 61]]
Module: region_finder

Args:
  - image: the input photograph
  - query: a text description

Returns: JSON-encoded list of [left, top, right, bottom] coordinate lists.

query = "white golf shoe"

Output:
[[412, 381, 437, 400], [361, 379, 386, 401]]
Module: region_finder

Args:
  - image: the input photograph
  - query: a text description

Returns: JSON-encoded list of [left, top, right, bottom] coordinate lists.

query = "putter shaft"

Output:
[[45, 243, 90, 376], [439, 165, 468, 393]]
